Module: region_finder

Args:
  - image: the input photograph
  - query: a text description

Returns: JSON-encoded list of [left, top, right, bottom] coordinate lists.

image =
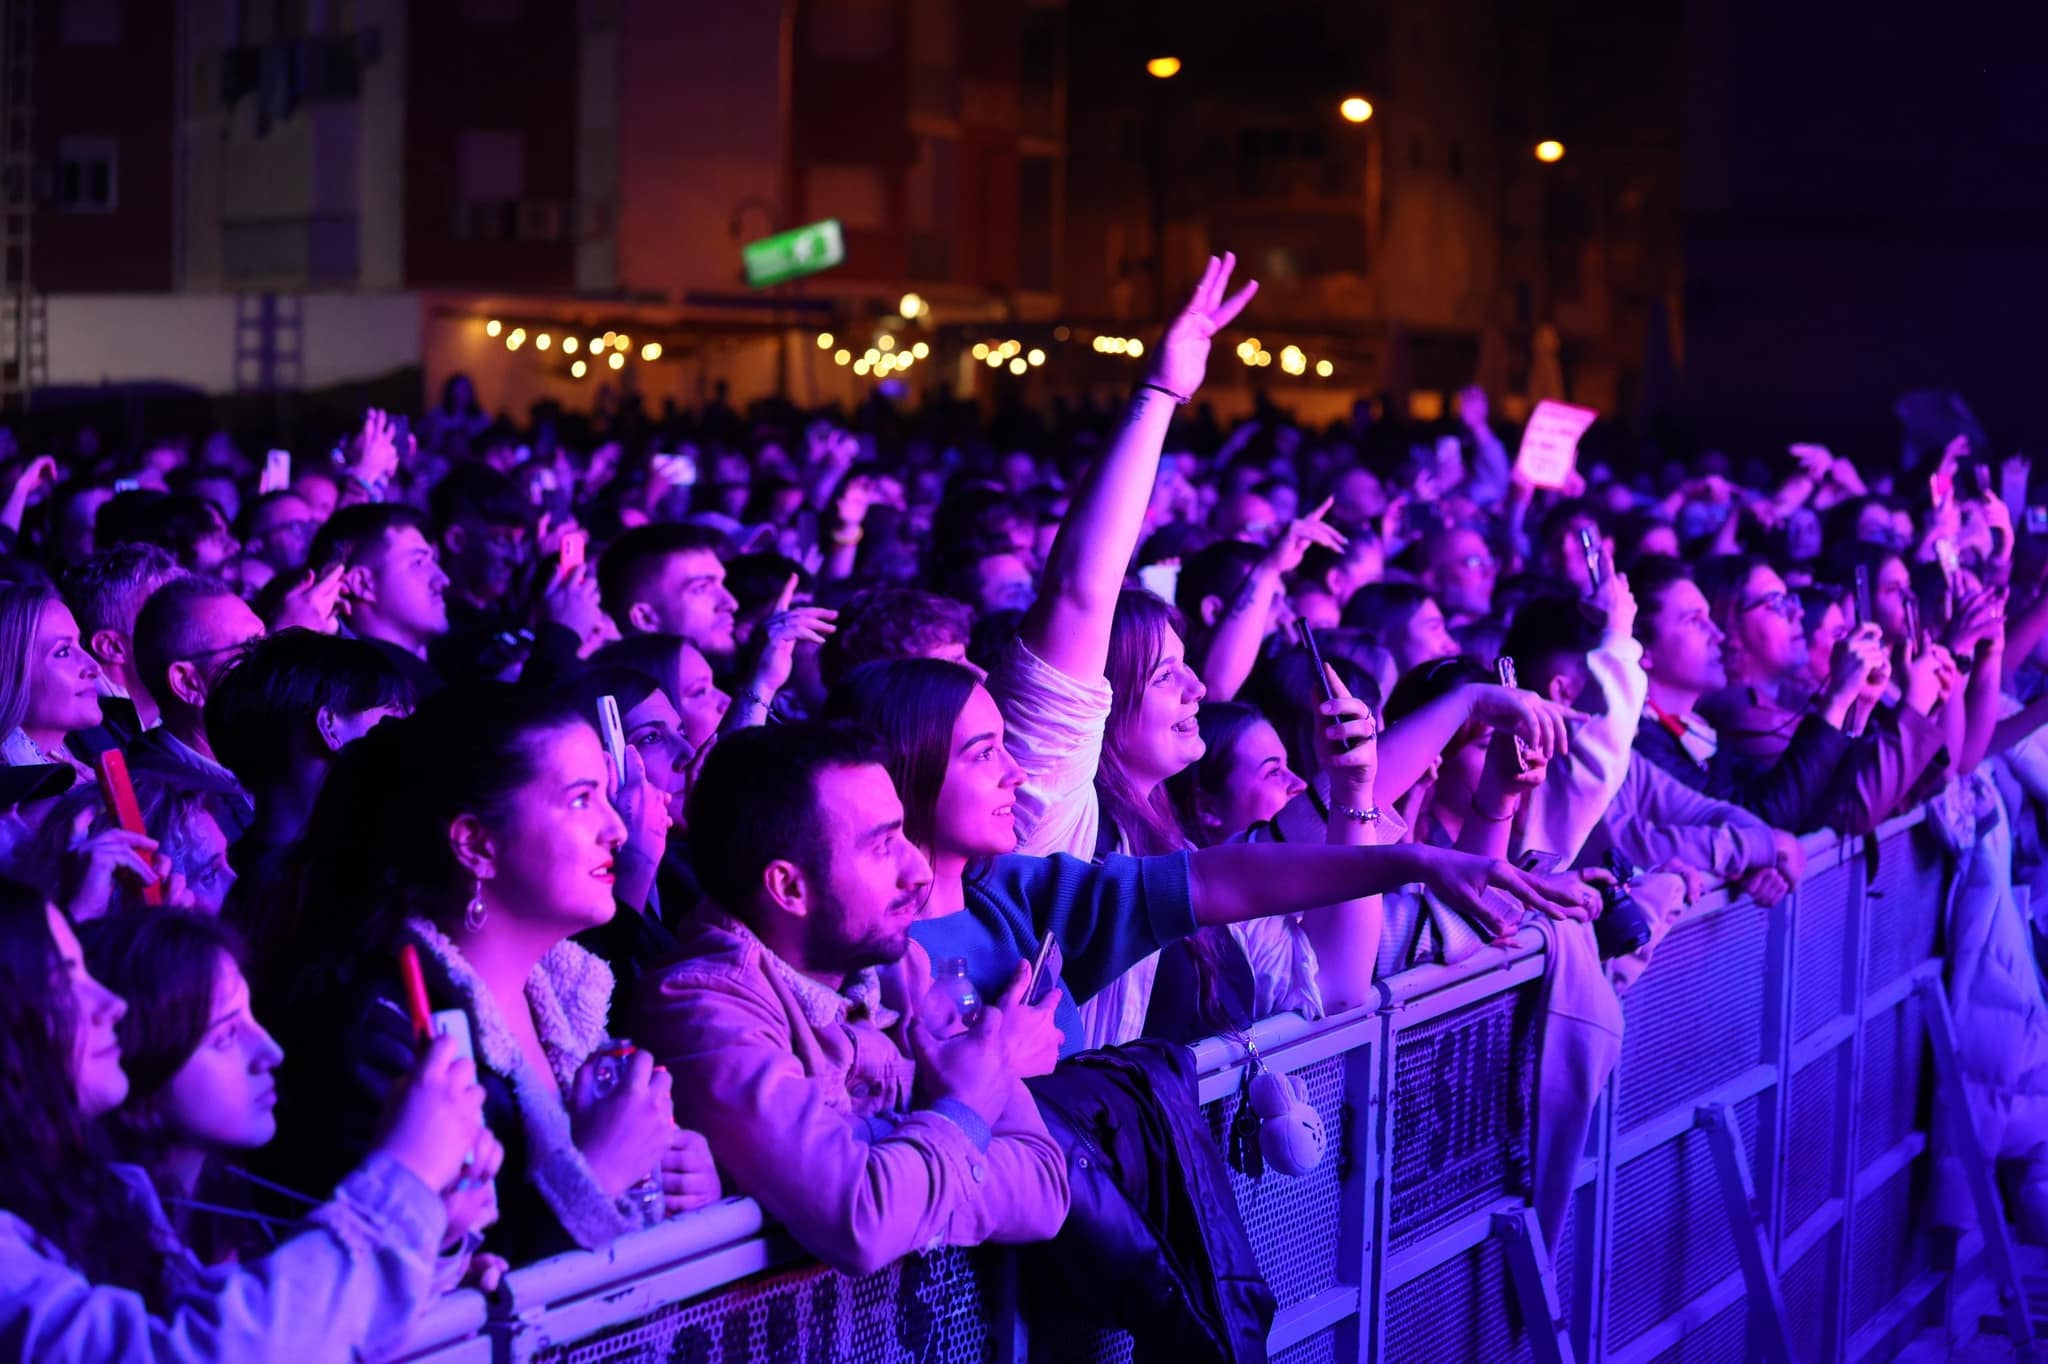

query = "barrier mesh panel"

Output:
[[1784, 1045, 1847, 1233], [1025, 1322, 1130, 1364], [1783, 1229, 1838, 1364], [1383, 1235, 1537, 1364], [1846, 1158, 1927, 1338], [1617, 900, 1770, 1132], [1857, 995, 1927, 1169], [1865, 826, 1943, 995], [1272, 1328, 1340, 1364], [1645, 1293, 1748, 1364], [1609, 1095, 1762, 1349], [528, 1247, 996, 1364], [1387, 986, 1537, 1248], [1203, 1054, 1346, 1308], [1793, 859, 1855, 1040], [1554, 1189, 1579, 1335]]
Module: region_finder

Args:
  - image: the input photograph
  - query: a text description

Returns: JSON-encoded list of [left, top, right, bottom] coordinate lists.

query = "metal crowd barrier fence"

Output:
[[392, 808, 2007, 1363]]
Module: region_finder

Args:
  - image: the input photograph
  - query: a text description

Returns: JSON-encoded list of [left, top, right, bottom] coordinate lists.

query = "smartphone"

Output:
[[597, 694, 627, 786], [558, 528, 587, 572], [430, 1008, 473, 1062], [1903, 591, 1925, 656], [1496, 658, 1531, 770], [652, 452, 699, 487], [1579, 525, 1605, 590], [1973, 464, 1994, 500], [1025, 931, 1061, 1006], [2026, 506, 2048, 535], [1297, 621, 1360, 757], [1853, 565, 1873, 629], [94, 750, 161, 906], [1517, 849, 1562, 875], [261, 449, 292, 494], [113, 477, 140, 494], [1137, 560, 1180, 604]]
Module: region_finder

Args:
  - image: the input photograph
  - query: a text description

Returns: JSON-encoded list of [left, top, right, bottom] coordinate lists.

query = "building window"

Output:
[[54, 139, 118, 213]]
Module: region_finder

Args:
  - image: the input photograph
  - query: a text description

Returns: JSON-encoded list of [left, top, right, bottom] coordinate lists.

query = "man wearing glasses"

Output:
[[125, 576, 266, 841]]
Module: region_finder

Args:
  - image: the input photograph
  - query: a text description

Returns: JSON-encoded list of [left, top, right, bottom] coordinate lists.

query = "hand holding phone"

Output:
[[1853, 566, 1873, 630], [1297, 621, 1357, 753], [1025, 932, 1062, 1006], [1496, 658, 1532, 770], [558, 528, 588, 573], [261, 450, 293, 494], [1579, 526, 1606, 591]]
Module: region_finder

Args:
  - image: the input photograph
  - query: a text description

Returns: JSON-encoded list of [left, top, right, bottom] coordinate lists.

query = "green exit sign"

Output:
[[741, 219, 845, 288]]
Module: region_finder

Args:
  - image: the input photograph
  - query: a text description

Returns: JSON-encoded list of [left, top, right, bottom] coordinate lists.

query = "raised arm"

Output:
[[1023, 254, 1257, 680]]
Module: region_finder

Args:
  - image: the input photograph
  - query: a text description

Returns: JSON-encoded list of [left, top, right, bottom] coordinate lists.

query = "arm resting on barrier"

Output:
[[0, 1154, 445, 1364], [639, 960, 1069, 1278]]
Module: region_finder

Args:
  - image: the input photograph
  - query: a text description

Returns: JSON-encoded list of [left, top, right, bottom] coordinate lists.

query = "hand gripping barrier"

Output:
[[388, 808, 2010, 1363]]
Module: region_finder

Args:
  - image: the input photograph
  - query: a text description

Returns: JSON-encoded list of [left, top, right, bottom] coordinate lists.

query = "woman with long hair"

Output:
[[0, 879, 491, 1360], [826, 656, 1588, 1057], [980, 257, 1575, 1045], [259, 683, 717, 1264], [0, 582, 104, 781]]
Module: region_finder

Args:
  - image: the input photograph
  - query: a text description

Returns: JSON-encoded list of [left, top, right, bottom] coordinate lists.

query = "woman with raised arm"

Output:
[[988, 256, 1576, 1046], [826, 657, 1600, 1060]]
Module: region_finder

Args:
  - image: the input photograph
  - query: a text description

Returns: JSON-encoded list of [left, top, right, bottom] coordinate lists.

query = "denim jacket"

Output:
[[0, 1154, 443, 1364]]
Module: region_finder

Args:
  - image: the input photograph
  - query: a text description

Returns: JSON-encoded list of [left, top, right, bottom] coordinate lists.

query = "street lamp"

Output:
[[1339, 96, 1373, 123], [1146, 56, 1181, 79], [1535, 140, 1565, 163]]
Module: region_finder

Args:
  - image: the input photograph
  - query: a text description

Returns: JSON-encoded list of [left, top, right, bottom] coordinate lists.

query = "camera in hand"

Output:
[[1592, 851, 1656, 960]]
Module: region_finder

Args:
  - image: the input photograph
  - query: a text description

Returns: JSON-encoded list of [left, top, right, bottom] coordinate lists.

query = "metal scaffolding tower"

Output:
[[0, 0, 36, 413]]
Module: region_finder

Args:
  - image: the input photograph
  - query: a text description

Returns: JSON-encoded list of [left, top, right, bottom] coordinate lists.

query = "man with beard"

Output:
[[427, 463, 536, 683], [633, 723, 1069, 1275]]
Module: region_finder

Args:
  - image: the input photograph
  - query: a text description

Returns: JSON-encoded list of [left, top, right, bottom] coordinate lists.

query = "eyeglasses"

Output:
[[1738, 591, 1803, 622], [1455, 554, 1497, 573]]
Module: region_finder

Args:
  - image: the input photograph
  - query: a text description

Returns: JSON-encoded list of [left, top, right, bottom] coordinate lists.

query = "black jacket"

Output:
[[1634, 710, 1851, 833], [1022, 1040, 1275, 1364]]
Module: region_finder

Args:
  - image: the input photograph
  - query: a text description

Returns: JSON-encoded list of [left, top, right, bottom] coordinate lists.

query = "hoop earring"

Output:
[[465, 879, 488, 933]]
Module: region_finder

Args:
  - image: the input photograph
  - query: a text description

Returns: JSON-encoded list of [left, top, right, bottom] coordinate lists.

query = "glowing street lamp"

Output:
[[1535, 140, 1565, 163], [1146, 56, 1181, 79], [1339, 96, 1374, 124], [899, 292, 925, 319]]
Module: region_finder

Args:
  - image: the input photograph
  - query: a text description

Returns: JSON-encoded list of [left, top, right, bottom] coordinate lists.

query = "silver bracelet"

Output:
[[1335, 804, 1380, 824]]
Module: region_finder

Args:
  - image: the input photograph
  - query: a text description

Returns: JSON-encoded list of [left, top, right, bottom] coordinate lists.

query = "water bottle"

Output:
[[589, 1039, 667, 1222], [922, 958, 983, 1038], [1593, 853, 1656, 960]]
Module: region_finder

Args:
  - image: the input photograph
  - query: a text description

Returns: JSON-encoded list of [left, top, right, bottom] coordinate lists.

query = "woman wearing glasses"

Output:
[[1695, 553, 1944, 834]]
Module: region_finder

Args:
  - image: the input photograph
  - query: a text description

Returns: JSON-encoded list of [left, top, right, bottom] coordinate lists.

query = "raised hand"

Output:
[[1264, 496, 1348, 576], [269, 561, 348, 634], [749, 574, 837, 697], [1468, 685, 1572, 763], [1149, 252, 1259, 402], [1317, 664, 1378, 808], [1591, 569, 1636, 642], [350, 409, 401, 489], [987, 958, 1062, 1080]]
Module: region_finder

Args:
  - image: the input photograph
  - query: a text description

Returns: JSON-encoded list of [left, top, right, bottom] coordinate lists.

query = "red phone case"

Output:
[[94, 751, 161, 906]]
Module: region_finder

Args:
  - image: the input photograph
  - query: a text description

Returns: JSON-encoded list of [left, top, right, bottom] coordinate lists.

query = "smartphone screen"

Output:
[[1579, 526, 1605, 590], [1025, 932, 1060, 1005], [597, 694, 627, 785], [558, 529, 588, 572], [1853, 566, 1873, 628]]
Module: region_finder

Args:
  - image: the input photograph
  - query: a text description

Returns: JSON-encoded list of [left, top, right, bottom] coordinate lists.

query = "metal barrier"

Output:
[[392, 810, 1988, 1364]]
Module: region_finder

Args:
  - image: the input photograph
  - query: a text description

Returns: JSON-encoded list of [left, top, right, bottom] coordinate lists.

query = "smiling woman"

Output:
[[259, 683, 719, 1266]]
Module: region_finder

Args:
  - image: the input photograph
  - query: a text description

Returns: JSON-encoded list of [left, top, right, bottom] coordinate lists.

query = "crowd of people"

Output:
[[0, 250, 2039, 1360]]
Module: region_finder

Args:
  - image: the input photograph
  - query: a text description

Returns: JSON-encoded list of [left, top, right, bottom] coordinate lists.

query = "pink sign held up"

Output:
[[1512, 400, 1600, 490]]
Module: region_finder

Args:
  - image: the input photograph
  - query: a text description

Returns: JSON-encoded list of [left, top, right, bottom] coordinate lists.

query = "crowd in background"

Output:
[[1, 252, 2043, 1361]]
